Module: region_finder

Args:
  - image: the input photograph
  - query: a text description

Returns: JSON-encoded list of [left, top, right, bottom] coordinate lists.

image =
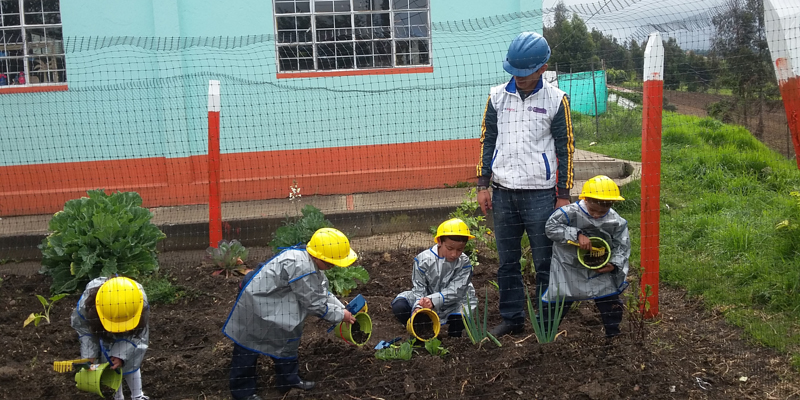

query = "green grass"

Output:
[[575, 108, 800, 367]]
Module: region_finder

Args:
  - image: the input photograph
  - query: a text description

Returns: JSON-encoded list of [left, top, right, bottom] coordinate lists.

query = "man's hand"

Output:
[[477, 189, 492, 215], [418, 297, 433, 309], [555, 197, 570, 209], [342, 310, 356, 324], [596, 263, 615, 274], [109, 357, 124, 370]]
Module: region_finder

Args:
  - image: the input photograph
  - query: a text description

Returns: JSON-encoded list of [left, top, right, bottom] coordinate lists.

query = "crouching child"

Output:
[[391, 218, 478, 338]]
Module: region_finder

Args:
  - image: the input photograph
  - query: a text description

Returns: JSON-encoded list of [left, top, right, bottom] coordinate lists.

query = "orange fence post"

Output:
[[764, 0, 800, 168], [640, 32, 664, 319], [208, 80, 222, 248]]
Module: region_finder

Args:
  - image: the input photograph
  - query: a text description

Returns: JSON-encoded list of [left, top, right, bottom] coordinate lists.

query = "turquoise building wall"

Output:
[[0, 0, 543, 167]]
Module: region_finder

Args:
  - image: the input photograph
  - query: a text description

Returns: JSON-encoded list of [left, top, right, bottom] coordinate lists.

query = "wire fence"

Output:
[[1, 0, 800, 399]]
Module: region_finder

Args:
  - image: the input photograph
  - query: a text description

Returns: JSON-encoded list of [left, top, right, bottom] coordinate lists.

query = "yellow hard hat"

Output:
[[307, 228, 358, 267], [579, 175, 625, 201], [434, 218, 475, 243], [95, 277, 144, 333]]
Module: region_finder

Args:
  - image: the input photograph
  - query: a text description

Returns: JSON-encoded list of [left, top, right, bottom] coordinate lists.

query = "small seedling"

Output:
[[424, 337, 449, 357], [24, 293, 68, 327], [375, 338, 414, 361], [206, 239, 250, 277]]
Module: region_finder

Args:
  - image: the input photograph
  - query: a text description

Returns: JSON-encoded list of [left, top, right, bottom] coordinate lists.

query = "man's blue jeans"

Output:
[[492, 187, 556, 325]]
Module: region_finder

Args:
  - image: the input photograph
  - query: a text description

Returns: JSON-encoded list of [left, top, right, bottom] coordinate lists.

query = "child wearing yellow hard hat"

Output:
[[541, 175, 631, 338], [70, 276, 151, 400], [223, 228, 358, 400], [391, 218, 478, 338]]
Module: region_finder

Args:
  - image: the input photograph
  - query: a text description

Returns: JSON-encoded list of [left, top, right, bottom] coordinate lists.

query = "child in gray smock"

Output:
[[71, 276, 150, 400], [543, 175, 630, 338], [223, 228, 358, 400], [392, 218, 478, 338]]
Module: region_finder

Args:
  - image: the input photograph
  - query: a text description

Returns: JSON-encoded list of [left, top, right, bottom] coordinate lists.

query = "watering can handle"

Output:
[[327, 294, 367, 333]]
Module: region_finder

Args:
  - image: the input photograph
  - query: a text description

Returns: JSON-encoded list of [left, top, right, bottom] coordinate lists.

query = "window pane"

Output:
[[394, 12, 409, 38], [373, 0, 389, 10], [336, 42, 353, 56], [355, 41, 372, 56], [317, 43, 335, 57], [375, 54, 391, 67], [353, 0, 370, 11], [297, 16, 311, 29], [29, 55, 63, 83], [277, 16, 297, 30], [333, 1, 350, 12], [3, 14, 20, 26], [316, 15, 333, 28], [337, 55, 353, 69], [409, 12, 427, 37], [23, 0, 42, 13], [392, 0, 409, 10], [356, 56, 373, 68], [42, 0, 58, 12], [374, 40, 391, 54], [314, 1, 332, 12], [296, 1, 310, 12], [1, 0, 21, 14], [280, 57, 299, 71], [44, 12, 58, 24], [354, 15, 372, 40], [278, 31, 296, 43], [275, 1, 294, 14], [408, 0, 427, 9], [24, 12, 43, 24]]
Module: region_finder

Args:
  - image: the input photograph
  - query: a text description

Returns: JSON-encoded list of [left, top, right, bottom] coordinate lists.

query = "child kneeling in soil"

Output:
[[542, 175, 631, 338], [71, 276, 151, 400], [223, 228, 358, 400], [391, 218, 478, 338]]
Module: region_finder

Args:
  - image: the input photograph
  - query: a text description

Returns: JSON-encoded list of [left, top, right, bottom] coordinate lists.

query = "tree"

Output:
[[711, 0, 776, 138]]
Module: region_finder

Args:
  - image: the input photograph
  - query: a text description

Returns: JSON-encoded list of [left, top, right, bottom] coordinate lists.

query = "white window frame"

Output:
[[0, 0, 65, 87], [273, 0, 432, 75]]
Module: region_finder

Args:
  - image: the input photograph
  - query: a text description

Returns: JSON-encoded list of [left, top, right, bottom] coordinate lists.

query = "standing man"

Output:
[[477, 32, 575, 336]]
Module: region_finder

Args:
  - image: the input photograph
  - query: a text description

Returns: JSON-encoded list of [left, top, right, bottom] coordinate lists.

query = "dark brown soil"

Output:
[[2, 247, 800, 400], [350, 320, 369, 345], [411, 313, 436, 340], [581, 253, 608, 268]]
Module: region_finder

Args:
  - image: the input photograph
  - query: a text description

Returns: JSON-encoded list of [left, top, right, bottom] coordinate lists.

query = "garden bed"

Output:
[[1, 247, 799, 400]]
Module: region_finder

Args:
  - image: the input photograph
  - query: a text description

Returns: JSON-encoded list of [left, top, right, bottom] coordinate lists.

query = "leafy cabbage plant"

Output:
[[39, 190, 166, 294]]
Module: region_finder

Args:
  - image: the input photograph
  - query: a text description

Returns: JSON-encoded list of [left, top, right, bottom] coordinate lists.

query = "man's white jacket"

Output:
[[477, 77, 575, 197]]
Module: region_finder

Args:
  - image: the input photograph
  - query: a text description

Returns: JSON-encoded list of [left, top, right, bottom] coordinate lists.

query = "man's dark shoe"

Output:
[[277, 380, 316, 394], [489, 321, 524, 337]]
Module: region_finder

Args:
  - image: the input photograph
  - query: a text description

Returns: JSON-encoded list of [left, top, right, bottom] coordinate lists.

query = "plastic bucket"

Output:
[[406, 308, 441, 342], [336, 312, 372, 346], [75, 363, 122, 397], [576, 237, 611, 270]]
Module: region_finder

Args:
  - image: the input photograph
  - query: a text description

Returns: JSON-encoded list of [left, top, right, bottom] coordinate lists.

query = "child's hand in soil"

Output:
[[342, 310, 356, 324], [596, 263, 615, 274]]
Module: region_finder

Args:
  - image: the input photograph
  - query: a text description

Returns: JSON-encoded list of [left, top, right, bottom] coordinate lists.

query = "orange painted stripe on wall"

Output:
[[0, 139, 480, 216]]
